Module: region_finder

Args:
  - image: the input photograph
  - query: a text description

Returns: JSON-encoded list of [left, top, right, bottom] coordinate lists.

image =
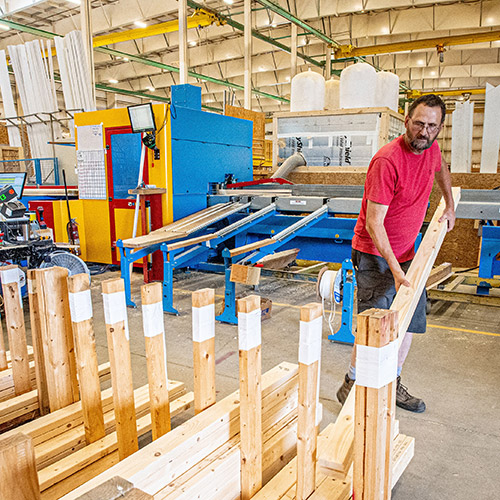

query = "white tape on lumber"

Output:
[[192, 303, 215, 342], [103, 291, 129, 340], [1, 268, 23, 309], [356, 340, 398, 389], [142, 302, 164, 338], [27, 278, 36, 295], [238, 308, 261, 351], [0, 267, 19, 284], [298, 316, 322, 365], [68, 290, 93, 323]]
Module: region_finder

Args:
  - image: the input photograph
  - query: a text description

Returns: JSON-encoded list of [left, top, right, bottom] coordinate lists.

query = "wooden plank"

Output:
[[102, 278, 138, 460], [391, 187, 461, 343], [0, 312, 7, 371], [0, 265, 31, 395], [192, 289, 216, 414], [166, 234, 214, 252], [0, 433, 41, 500], [258, 249, 300, 270], [230, 263, 261, 285], [0, 363, 111, 429], [35, 267, 79, 411], [296, 303, 322, 500], [391, 434, 415, 488], [27, 270, 50, 415], [61, 362, 298, 499], [425, 262, 453, 289], [238, 295, 263, 499], [229, 238, 274, 258], [37, 393, 194, 494], [68, 273, 105, 445], [142, 282, 171, 439]]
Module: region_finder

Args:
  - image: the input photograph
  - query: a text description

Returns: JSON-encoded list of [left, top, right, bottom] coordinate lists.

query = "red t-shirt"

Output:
[[352, 135, 442, 262]]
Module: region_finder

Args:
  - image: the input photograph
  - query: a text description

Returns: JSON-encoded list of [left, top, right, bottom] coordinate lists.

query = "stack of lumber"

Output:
[[0, 378, 190, 499], [0, 271, 194, 499], [62, 361, 299, 499]]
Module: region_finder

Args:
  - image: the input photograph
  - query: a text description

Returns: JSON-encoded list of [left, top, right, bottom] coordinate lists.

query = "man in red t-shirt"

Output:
[[337, 94, 455, 413]]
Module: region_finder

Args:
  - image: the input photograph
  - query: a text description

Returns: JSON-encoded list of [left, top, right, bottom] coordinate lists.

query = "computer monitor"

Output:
[[127, 103, 156, 134], [0, 172, 27, 198]]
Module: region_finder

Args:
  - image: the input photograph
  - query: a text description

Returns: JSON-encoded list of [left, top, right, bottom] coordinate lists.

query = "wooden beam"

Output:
[[0, 265, 31, 395], [229, 238, 274, 258], [238, 295, 263, 499], [142, 282, 171, 439], [35, 267, 79, 410], [0, 311, 7, 371], [192, 288, 216, 414], [63, 362, 298, 498], [391, 187, 461, 343], [353, 309, 397, 500], [102, 278, 138, 460], [68, 273, 106, 445], [0, 433, 40, 499], [425, 262, 453, 289], [296, 303, 322, 500], [27, 270, 50, 415]]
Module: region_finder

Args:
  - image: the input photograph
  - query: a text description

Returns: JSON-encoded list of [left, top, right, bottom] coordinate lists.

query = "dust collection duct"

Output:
[[271, 152, 306, 179]]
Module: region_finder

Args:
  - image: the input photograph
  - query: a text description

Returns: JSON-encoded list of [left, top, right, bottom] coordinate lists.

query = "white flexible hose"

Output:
[[318, 269, 339, 336]]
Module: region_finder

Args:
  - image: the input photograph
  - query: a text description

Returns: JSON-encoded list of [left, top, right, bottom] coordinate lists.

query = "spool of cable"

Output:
[[317, 266, 343, 336]]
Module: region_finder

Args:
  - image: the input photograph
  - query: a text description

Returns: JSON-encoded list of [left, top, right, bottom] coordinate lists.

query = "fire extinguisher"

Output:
[[63, 170, 81, 256]]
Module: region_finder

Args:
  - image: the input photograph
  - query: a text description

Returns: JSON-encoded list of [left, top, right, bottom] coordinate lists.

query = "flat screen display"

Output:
[[127, 103, 156, 133], [0, 172, 27, 198]]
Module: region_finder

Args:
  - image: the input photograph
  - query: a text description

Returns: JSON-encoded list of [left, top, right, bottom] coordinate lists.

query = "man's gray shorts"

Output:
[[352, 249, 427, 334]]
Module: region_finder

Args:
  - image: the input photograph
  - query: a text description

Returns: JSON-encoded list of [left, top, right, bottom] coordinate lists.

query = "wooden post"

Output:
[[353, 308, 398, 500], [0, 433, 41, 500], [0, 265, 31, 395], [102, 278, 138, 460], [35, 267, 79, 411], [238, 295, 262, 500], [26, 270, 50, 415], [68, 272, 105, 444], [141, 282, 171, 439], [296, 303, 322, 500], [0, 312, 7, 371], [192, 288, 216, 414]]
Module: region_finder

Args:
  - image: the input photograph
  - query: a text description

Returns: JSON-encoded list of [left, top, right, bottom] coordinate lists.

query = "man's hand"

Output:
[[393, 269, 411, 291], [439, 206, 456, 232]]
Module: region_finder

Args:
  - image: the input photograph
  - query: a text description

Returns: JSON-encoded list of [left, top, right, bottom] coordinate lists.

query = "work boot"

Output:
[[396, 376, 426, 413], [336, 373, 355, 405]]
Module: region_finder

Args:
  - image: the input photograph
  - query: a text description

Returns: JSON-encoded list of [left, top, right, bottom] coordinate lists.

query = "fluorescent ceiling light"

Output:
[[223, 0, 234, 4], [147, 86, 155, 92], [109, 79, 119, 84], [0, 23, 10, 31], [67, 0, 80, 4], [189, 40, 197, 46], [123, 57, 129, 61], [134, 21, 147, 28]]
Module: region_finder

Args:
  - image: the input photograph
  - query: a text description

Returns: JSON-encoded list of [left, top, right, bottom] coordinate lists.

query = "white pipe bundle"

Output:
[[0, 50, 22, 148], [55, 30, 96, 118], [8, 39, 60, 178]]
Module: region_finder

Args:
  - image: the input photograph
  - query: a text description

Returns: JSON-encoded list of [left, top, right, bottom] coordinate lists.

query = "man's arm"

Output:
[[435, 155, 456, 232], [365, 200, 410, 290]]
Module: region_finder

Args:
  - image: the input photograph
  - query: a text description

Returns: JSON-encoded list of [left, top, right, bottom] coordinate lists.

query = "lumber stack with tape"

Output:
[[0, 272, 193, 500]]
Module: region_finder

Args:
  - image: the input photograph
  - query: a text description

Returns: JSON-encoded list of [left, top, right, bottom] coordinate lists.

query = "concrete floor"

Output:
[[15, 268, 500, 499]]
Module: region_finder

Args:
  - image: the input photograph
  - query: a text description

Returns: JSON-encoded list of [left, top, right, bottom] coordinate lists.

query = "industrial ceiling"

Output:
[[0, 0, 499, 113]]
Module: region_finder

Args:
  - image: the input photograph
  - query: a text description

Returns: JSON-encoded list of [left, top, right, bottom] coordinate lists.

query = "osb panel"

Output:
[[225, 105, 265, 156], [0, 125, 9, 145], [289, 171, 500, 268]]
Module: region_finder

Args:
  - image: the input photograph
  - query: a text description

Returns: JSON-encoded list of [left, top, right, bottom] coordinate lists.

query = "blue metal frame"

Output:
[[328, 259, 356, 344], [0, 158, 60, 186], [478, 224, 500, 288]]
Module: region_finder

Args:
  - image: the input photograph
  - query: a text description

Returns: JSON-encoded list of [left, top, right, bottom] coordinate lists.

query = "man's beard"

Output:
[[408, 134, 436, 152]]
